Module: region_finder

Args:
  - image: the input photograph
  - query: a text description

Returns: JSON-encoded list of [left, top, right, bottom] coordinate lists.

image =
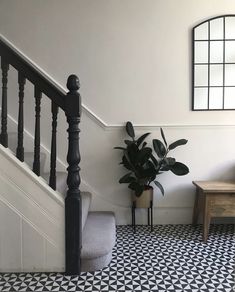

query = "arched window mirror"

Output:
[[192, 15, 235, 110]]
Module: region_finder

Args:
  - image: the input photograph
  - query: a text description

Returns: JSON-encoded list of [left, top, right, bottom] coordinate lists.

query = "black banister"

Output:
[[16, 72, 26, 161], [0, 36, 82, 275], [33, 86, 42, 176], [0, 38, 65, 110], [64, 75, 82, 275], [49, 101, 58, 190], [0, 58, 9, 147]]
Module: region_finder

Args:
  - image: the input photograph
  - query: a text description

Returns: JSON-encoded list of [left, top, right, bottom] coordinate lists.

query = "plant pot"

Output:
[[132, 186, 153, 208]]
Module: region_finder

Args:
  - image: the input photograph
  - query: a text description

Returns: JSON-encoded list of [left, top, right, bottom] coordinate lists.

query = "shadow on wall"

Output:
[[208, 163, 235, 181]]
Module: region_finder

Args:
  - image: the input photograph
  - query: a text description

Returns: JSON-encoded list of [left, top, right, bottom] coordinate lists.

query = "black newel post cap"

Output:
[[65, 74, 81, 117], [67, 74, 80, 92]]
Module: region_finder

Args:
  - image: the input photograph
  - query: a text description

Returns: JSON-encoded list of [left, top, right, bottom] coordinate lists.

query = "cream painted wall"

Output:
[[1, 0, 235, 125], [0, 0, 235, 224]]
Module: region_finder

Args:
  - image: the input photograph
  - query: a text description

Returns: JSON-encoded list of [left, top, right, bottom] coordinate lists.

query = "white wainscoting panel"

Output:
[[0, 145, 65, 272]]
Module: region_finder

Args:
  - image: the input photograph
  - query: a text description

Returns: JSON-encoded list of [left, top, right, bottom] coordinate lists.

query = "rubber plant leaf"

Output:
[[154, 181, 164, 196], [128, 182, 144, 197], [140, 165, 156, 178], [122, 154, 133, 171], [150, 154, 159, 168], [136, 133, 151, 147], [153, 139, 166, 158], [169, 139, 188, 150], [164, 157, 176, 165], [169, 162, 189, 176], [124, 140, 134, 146], [114, 147, 126, 150], [119, 173, 135, 184], [142, 142, 147, 148], [137, 147, 152, 165], [160, 128, 167, 146], [126, 121, 135, 139]]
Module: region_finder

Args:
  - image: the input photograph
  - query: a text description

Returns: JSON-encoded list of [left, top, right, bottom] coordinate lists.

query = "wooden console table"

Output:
[[192, 181, 235, 242]]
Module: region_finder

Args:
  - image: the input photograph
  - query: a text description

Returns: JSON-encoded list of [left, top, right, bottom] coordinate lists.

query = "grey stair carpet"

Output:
[[43, 171, 116, 272], [81, 211, 116, 272]]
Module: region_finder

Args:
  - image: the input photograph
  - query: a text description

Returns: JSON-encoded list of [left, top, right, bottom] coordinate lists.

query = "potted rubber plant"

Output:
[[114, 121, 189, 207]]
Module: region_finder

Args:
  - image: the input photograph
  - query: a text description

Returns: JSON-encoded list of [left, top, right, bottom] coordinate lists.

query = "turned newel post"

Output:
[[65, 74, 82, 275]]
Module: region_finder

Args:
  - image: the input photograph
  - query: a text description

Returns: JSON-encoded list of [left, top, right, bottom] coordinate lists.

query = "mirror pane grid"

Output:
[[193, 15, 235, 110], [225, 64, 235, 86], [195, 65, 208, 86], [225, 41, 235, 62], [194, 88, 208, 110], [210, 18, 224, 40], [224, 87, 235, 109], [209, 87, 223, 109]]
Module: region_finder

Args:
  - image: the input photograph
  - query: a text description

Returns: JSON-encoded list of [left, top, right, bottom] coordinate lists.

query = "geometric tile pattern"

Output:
[[0, 224, 234, 291]]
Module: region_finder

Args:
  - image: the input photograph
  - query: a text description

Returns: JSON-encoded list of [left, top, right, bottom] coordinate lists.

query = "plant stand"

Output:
[[131, 200, 153, 232]]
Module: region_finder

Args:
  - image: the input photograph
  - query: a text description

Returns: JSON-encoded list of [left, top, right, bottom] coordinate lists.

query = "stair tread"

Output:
[[81, 211, 116, 260]]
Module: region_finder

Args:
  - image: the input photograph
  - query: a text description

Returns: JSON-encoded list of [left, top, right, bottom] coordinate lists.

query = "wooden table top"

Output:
[[193, 180, 235, 193]]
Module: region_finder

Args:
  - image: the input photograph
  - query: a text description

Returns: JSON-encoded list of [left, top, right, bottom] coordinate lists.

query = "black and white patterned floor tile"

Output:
[[0, 224, 234, 291]]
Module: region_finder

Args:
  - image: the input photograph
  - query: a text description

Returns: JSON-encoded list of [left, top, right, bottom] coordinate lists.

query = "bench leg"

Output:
[[203, 196, 210, 242], [192, 188, 200, 225]]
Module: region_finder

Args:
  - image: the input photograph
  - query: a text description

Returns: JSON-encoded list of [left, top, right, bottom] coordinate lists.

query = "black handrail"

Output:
[[0, 38, 65, 110], [0, 36, 82, 275]]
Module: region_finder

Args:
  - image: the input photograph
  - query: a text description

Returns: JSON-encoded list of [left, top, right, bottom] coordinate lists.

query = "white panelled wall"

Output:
[[0, 145, 64, 272], [0, 0, 235, 226]]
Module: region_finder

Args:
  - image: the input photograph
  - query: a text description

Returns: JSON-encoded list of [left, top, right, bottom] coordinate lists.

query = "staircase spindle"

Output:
[[49, 101, 58, 190], [0, 59, 9, 147], [33, 87, 42, 176], [16, 72, 26, 161], [65, 75, 82, 275]]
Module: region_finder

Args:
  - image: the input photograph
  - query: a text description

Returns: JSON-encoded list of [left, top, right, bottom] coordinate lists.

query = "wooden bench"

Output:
[[192, 181, 235, 242]]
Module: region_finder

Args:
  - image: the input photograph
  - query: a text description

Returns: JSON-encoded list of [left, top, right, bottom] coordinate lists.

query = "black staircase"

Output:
[[0, 38, 82, 275]]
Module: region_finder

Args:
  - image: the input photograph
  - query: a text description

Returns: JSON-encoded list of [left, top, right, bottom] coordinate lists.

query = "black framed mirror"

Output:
[[192, 15, 235, 110]]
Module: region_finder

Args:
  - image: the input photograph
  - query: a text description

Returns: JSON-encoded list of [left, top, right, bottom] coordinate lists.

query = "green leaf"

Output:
[[114, 146, 126, 150], [154, 181, 164, 196], [169, 139, 188, 150], [150, 154, 159, 168], [127, 143, 139, 165], [160, 128, 167, 146], [136, 133, 151, 147], [164, 157, 176, 165], [137, 147, 152, 165], [160, 165, 170, 171], [140, 166, 156, 178], [122, 154, 133, 170], [169, 162, 189, 176], [142, 142, 147, 148], [119, 173, 135, 184], [126, 121, 135, 139], [124, 140, 133, 146], [128, 182, 144, 197], [153, 139, 166, 158]]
